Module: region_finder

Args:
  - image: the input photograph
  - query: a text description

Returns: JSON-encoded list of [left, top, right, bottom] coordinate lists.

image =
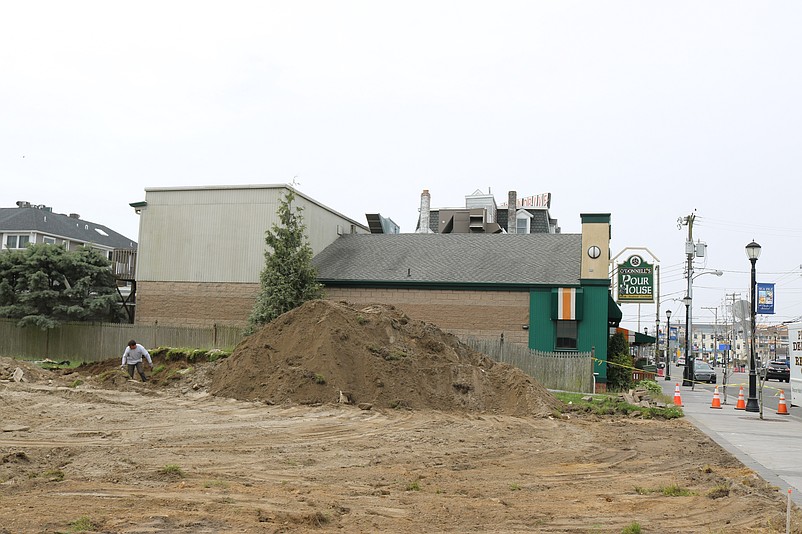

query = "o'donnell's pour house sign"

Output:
[[617, 255, 654, 303]]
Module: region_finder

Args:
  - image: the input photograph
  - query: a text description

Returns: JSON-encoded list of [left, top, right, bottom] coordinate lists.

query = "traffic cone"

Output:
[[735, 386, 746, 410], [673, 383, 683, 407], [777, 390, 790, 415], [710, 386, 722, 409]]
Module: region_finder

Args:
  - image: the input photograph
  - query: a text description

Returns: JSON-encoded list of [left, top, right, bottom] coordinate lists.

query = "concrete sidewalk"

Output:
[[659, 378, 802, 507]]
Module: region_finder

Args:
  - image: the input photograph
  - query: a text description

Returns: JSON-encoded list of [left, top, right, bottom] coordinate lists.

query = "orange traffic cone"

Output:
[[777, 390, 790, 415], [710, 386, 722, 409], [673, 383, 683, 407], [735, 386, 746, 410]]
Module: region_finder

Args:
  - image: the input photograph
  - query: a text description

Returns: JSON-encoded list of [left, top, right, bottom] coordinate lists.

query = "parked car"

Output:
[[763, 361, 790, 382], [693, 360, 716, 383]]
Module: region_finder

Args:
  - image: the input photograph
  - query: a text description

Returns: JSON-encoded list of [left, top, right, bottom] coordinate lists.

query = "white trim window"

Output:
[[5, 234, 31, 249], [515, 209, 533, 235], [43, 236, 57, 245]]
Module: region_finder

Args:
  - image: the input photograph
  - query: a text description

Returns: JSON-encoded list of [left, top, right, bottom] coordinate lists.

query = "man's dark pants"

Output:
[[127, 362, 147, 382]]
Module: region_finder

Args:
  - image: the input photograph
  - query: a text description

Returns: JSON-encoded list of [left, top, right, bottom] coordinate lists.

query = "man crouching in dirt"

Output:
[[121, 340, 152, 382]]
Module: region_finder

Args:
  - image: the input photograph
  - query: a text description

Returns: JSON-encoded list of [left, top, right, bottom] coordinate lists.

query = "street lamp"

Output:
[[745, 240, 762, 412], [665, 309, 672, 381], [682, 295, 693, 387]]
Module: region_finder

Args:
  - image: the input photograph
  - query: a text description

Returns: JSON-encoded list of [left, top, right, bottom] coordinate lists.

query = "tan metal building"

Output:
[[131, 184, 369, 327]]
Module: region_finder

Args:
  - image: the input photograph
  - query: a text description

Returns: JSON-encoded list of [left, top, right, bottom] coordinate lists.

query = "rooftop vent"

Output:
[[16, 201, 31, 208], [69, 213, 81, 219]]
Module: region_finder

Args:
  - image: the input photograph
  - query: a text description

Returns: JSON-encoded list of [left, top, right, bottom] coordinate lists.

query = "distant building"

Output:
[[0, 201, 136, 255], [0, 201, 138, 320], [415, 189, 559, 234]]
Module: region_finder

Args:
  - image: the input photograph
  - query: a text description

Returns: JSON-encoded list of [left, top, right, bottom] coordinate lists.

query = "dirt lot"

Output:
[[1, 301, 800, 533]]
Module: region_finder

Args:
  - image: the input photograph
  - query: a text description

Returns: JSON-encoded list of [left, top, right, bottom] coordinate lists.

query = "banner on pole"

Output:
[[757, 282, 775, 315]]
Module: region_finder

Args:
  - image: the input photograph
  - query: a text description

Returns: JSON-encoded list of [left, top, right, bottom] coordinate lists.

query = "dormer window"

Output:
[[515, 209, 533, 234]]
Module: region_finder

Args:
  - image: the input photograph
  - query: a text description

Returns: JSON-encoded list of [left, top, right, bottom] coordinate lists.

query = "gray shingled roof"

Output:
[[313, 233, 581, 286], [0, 207, 137, 249]]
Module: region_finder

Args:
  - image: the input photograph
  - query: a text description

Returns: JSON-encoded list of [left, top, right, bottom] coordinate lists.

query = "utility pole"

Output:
[[655, 265, 661, 368], [726, 292, 740, 371], [681, 212, 695, 388]]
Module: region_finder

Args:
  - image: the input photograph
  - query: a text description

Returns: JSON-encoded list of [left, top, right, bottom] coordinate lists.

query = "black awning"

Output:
[[608, 294, 623, 327]]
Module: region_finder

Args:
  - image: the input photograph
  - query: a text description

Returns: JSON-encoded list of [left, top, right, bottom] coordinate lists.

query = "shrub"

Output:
[[636, 379, 662, 395], [607, 332, 634, 392]]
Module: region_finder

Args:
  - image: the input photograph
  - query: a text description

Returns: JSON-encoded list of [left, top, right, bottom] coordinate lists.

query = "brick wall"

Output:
[[136, 281, 259, 327], [324, 287, 530, 345], [137, 283, 531, 347]]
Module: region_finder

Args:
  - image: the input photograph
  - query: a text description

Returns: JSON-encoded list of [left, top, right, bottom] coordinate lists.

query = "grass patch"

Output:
[[150, 347, 232, 363], [660, 484, 694, 497], [68, 379, 83, 388], [621, 522, 642, 534], [356, 314, 368, 325], [313, 373, 326, 385], [96, 369, 122, 381], [553, 391, 683, 420], [160, 464, 185, 478], [509, 483, 521, 491], [204, 479, 229, 489], [151, 364, 166, 374], [406, 480, 421, 491], [68, 516, 96, 532]]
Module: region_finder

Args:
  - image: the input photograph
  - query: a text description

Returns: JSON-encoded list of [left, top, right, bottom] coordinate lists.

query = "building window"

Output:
[[516, 215, 529, 234], [43, 236, 56, 245], [556, 320, 578, 350], [5, 235, 30, 249]]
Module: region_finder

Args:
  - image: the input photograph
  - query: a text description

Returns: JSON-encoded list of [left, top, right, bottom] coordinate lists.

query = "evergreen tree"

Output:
[[606, 331, 634, 392], [247, 191, 323, 333], [0, 243, 125, 329]]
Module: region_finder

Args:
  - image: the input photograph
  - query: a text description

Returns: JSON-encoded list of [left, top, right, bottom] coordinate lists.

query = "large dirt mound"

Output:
[[209, 300, 563, 416]]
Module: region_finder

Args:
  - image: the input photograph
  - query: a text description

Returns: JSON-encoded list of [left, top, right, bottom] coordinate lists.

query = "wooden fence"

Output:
[[0, 319, 246, 363], [463, 336, 595, 393]]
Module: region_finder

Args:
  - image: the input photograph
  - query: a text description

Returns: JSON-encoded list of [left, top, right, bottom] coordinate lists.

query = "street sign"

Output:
[[617, 255, 654, 303]]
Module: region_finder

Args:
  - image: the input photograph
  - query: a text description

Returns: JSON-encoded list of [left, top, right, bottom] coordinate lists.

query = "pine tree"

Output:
[[246, 190, 323, 333], [0, 243, 125, 329]]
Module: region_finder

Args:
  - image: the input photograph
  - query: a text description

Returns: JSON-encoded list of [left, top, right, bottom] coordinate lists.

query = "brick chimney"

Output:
[[417, 189, 432, 233], [507, 191, 517, 234]]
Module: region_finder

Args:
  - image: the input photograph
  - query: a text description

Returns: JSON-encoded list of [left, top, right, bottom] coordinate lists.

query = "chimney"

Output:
[[417, 189, 432, 233], [507, 191, 517, 234]]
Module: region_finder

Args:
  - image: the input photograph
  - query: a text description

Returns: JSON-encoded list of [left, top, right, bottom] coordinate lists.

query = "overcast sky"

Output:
[[3, 2, 801, 332]]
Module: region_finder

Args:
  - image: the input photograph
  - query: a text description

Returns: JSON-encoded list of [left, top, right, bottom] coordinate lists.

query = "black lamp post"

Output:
[[682, 295, 692, 387], [745, 240, 761, 412], [665, 309, 672, 381]]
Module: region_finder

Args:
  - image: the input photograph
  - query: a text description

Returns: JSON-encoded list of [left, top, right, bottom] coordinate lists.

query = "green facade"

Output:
[[528, 281, 613, 384]]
